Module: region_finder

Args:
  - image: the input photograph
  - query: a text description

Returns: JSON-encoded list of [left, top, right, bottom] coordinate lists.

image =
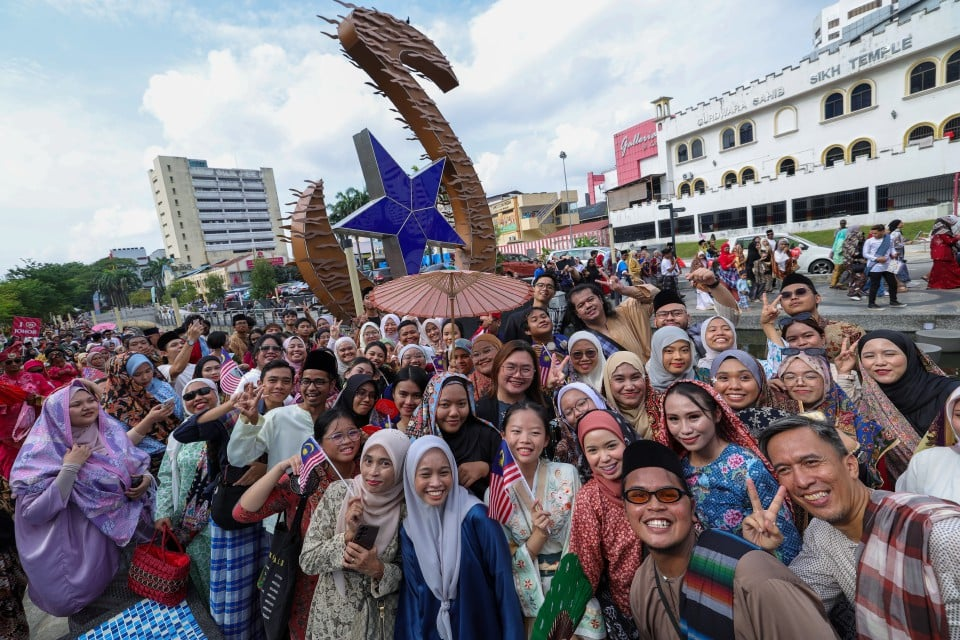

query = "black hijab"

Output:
[[335, 374, 379, 425], [857, 330, 960, 434]]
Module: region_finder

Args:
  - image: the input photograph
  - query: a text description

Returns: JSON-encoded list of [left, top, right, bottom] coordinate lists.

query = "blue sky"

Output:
[[0, 0, 825, 275]]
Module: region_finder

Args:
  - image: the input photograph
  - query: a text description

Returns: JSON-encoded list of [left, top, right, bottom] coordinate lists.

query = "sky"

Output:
[[0, 0, 826, 276]]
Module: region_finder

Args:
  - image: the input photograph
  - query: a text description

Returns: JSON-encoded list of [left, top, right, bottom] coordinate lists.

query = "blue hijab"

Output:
[[125, 353, 183, 419]]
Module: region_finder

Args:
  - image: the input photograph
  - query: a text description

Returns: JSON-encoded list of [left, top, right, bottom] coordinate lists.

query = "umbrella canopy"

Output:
[[91, 322, 116, 332], [369, 270, 532, 320]]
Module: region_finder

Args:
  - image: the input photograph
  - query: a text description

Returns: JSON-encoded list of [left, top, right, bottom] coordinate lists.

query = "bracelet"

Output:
[[707, 280, 721, 289]]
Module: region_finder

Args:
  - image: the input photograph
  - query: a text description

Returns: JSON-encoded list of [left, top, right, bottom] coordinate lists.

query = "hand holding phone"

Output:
[[352, 524, 380, 550]]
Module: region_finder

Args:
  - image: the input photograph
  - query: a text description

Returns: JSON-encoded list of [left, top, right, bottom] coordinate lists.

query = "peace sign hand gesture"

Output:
[[741, 478, 786, 552], [760, 293, 782, 326], [330, 319, 343, 340], [547, 355, 569, 390], [835, 336, 857, 375], [236, 384, 262, 424]]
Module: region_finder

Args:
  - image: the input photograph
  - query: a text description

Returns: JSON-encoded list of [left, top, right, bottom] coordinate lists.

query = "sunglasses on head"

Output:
[[623, 486, 690, 505], [183, 387, 214, 401], [777, 312, 815, 329], [781, 347, 827, 358]]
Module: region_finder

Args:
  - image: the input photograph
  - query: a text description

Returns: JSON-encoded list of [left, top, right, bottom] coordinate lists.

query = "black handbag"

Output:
[[210, 464, 255, 530], [260, 493, 309, 640]]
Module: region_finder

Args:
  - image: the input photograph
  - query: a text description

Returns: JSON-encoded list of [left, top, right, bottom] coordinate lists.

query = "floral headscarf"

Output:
[[101, 352, 182, 442]]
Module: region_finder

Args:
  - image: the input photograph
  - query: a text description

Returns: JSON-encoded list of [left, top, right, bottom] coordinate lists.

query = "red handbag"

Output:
[[128, 524, 191, 607]]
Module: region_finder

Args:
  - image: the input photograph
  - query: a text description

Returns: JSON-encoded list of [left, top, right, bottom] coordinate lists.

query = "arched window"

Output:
[[740, 168, 756, 184], [850, 83, 872, 111], [909, 61, 937, 94], [824, 92, 844, 119], [738, 122, 754, 144], [693, 179, 706, 194], [723, 172, 738, 188], [721, 128, 736, 150], [850, 140, 873, 161], [774, 106, 798, 135], [778, 158, 796, 176], [907, 125, 935, 143], [679, 182, 691, 197], [824, 146, 845, 167], [691, 139, 704, 159], [943, 116, 960, 140], [947, 51, 960, 84], [677, 144, 689, 163]]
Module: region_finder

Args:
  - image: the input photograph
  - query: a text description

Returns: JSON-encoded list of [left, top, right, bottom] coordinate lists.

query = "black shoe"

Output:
[[867, 304, 881, 309], [890, 302, 907, 308]]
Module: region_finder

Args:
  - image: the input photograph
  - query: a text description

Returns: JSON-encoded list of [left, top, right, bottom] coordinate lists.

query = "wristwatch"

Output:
[[707, 279, 721, 289]]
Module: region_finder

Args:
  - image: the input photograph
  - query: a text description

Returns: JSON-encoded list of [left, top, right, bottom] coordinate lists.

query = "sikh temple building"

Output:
[[598, 0, 960, 247]]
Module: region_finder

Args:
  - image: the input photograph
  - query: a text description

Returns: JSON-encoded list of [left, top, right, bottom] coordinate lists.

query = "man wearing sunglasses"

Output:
[[622, 439, 833, 640], [775, 273, 864, 361], [0, 342, 55, 477]]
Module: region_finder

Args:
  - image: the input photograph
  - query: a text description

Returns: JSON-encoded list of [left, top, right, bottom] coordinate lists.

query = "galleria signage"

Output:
[[810, 35, 912, 85], [619, 131, 657, 157]]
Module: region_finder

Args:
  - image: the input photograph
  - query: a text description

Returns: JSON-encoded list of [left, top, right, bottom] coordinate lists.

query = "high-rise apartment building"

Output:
[[148, 156, 286, 268]]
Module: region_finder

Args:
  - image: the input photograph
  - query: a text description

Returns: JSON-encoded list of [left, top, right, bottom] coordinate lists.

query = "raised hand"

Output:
[[760, 293, 782, 325], [835, 336, 857, 375], [685, 267, 718, 288], [330, 319, 342, 340], [236, 384, 262, 424], [741, 477, 786, 552], [546, 355, 569, 390]]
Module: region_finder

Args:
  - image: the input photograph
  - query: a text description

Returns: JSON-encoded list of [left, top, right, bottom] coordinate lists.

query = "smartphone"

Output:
[[130, 475, 143, 488], [353, 524, 380, 550], [161, 398, 176, 410]]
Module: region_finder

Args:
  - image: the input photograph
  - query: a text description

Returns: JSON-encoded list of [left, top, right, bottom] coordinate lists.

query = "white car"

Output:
[[727, 233, 834, 275], [547, 247, 609, 266]]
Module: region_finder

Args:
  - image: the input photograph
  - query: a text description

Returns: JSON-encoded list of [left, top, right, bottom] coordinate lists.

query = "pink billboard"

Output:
[[613, 119, 658, 185]]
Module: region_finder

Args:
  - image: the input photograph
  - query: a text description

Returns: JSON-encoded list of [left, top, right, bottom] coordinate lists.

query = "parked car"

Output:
[[365, 268, 394, 285], [498, 252, 540, 277], [548, 247, 610, 267], [727, 232, 834, 275], [224, 287, 252, 310]]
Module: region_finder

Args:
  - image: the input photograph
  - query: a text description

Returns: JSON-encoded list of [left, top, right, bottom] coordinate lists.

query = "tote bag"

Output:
[[260, 494, 309, 640]]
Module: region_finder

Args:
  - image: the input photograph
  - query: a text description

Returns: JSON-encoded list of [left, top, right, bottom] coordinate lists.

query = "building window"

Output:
[[850, 83, 872, 111], [850, 139, 874, 161], [943, 115, 960, 140], [723, 172, 738, 188], [740, 168, 756, 184], [170, 176, 174, 183], [828, 18, 839, 28], [848, 0, 881, 19], [909, 61, 937, 94], [721, 128, 736, 150], [693, 179, 706, 194], [824, 146, 846, 166], [738, 121, 754, 144], [778, 158, 797, 176], [907, 124, 935, 143], [691, 139, 704, 159], [824, 92, 844, 119], [774, 106, 798, 135], [828, 32, 840, 40], [793, 188, 869, 222], [947, 51, 960, 83], [677, 144, 689, 163], [679, 182, 691, 197]]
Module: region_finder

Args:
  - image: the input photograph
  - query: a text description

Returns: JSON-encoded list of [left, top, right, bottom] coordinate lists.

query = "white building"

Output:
[[149, 156, 286, 269], [814, 0, 898, 48], [607, 0, 960, 249]]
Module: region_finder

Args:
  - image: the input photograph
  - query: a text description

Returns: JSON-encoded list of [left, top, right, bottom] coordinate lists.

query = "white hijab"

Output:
[[169, 378, 219, 512], [359, 322, 382, 351], [567, 331, 607, 392], [402, 436, 481, 640], [696, 315, 738, 372]]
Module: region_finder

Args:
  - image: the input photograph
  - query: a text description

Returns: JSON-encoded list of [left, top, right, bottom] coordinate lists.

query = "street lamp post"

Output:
[[559, 151, 573, 249], [657, 202, 686, 253]]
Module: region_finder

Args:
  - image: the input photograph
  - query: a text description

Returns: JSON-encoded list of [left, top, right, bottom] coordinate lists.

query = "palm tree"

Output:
[[95, 268, 141, 308], [142, 256, 173, 299], [328, 187, 370, 224]]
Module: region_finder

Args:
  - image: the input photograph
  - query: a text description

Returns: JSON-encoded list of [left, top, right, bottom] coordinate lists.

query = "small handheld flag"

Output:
[[487, 440, 523, 524], [299, 437, 328, 492], [219, 359, 243, 396]]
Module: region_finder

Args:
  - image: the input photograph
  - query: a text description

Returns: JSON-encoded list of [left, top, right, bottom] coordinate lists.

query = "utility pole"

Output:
[[657, 202, 686, 252], [560, 151, 573, 249]]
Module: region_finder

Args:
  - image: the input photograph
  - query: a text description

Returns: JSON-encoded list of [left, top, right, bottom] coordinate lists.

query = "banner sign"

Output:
[[12, 316, 42, 338]]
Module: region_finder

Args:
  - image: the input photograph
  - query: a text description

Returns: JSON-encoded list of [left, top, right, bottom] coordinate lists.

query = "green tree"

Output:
[[328, 187, 370, 225], [94, 265, 141, 308], [128, 289, 153, 306], [5, 259, 97, 314], [273, 263, 300, 284], [575, 236, 599, 248], [166, 279, 199, 303], [249, 258, 277, 300], [204, 273, 227, 302], [142, 256, 173, 299]]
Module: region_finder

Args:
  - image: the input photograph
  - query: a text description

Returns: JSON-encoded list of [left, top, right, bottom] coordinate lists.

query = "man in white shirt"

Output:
[[156, 321, 202, 394], [861, 223, 907, 310]]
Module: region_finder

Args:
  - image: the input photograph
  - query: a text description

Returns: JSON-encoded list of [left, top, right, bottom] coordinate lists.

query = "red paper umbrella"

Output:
[[368, 270, 532, 321]]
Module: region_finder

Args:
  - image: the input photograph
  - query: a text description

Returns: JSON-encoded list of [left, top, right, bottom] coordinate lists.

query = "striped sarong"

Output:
[[209, 520, 269, 640]]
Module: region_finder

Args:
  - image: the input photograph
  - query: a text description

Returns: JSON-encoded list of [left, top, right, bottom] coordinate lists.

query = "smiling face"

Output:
[[504, 407, 548, 468], [450, 349, 474, 375], [398, 324, 420, 346], [393, 380, 424, 419], [285, 340, 306, 363], [256, 340, 283, 368], [425, 323, 441, 345], [183, 381, 216, 414], [336, 341, 358, 363], [383, 319, 398, 336], [414, 448, 453, 507], [365, 345, 386, 368], [609, 362, 646, 410], [662, 340, 692, 374], [471, 342, 499, 377], [261, 367, 294, 404], [654, 303, 689, 330], [704, 317, 734, 352], [712, 359, 761, 410], [497, 350, 535, 398], [582, 429, 625, 483], [299, 369, 333, 408], [352, 381, 377, 416], [858, 338, 908, 386], [200, 359, 221, 381], [532, 277, 556, 305], [781, 359, 826, 408], [400, 348, 427, 369], [321, 416, 362, 464], [783, 322, 825, 349], [569, 289, 605, 324], [623, 466, 695, 552], [663, 390, 724, 463], [525, 309, 553, 341], [360, 444, 396, 494], [363, 326, 381, 346], [435, 382, 469, 434], [569, 339, 599, 375], [441, 323, 461, 347], [559, 388, 597, 426], [69, 389, 100, 429]]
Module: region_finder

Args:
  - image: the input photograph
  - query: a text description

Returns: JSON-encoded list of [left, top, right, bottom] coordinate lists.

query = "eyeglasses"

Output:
[[777, 312, 815, 329], [300, 378, 330, 387], [780, 372, 823, 385], [502, 363, 535, 376], [654, 309, 686, 319], [780, 287, 810, 300], [534, 283, 556, 290], [354, 388, 377, 400], [570, 349, 598, 361], [183, 387, 214, 401], [325, 429, 362, 444], [259, 346, 282, 352], [623, 486, 689, 505], [562, 396, 592, 421], [781, 347, 826, 358]]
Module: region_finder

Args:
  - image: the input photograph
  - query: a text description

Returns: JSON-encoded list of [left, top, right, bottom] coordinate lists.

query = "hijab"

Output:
[[379, 314, 401, 344], [333, 429, 411, 595], [857, 330, 960, 436], [777, 352, 832, 410], [402, 436, 481, 640], [697, 316, 738, 372], [101, 352, 182, 442], [468, 334, 501, 401], [168, 378, 220, 512], [333, 337, 357, 376], [567, 331, 607, 391], [602, 351, 657, 439], [398, 343, 427, 366], [335, 374, 379, 425], [576, 409, 627, 500], [710, 349, 798, 438], [359, 322, 382, 351], [717, 243, 735, 270], [647, 326, 697, 392], [11, 381, 153, 545], [941, 388, 960, 452], [283, 335, 307, 372], [421, 318, 443, 350]]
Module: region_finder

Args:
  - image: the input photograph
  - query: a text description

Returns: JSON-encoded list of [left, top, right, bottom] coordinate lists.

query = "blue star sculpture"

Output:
[[334, 130, 464, 276]]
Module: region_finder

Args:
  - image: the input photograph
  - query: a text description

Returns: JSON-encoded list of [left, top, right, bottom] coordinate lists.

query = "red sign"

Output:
[[245, 257, 285, 270], [614, 118, 658, 185], [12, 316, 42, 338]]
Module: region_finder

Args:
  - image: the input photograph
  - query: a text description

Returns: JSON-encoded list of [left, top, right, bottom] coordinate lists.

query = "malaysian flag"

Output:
[[487, 440, 523, 524], [219, 359, 243, 396], [298, 437, 328, 491]]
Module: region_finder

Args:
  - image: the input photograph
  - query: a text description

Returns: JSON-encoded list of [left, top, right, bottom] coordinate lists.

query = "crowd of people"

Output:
[[0, 258, 959, 640]]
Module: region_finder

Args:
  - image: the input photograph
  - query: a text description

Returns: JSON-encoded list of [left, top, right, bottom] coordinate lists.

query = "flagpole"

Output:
[[504, 441, 537, 502]]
